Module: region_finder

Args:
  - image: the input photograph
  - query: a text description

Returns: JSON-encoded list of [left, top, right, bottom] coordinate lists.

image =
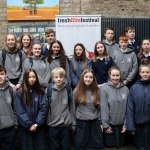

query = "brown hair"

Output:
[[137, 39, 150, 59], [139, 58, 150, 72], [30, 41, 42, 56], [73, 43, 87, 72], [92, 41, 109, 62], [19, 33, 32, 58], [125, 26, 135, 33], [104, 27, 114, 34], [76, 69, 99, 106], [119, 35, 128, 41], [45, 29, 55, 36]]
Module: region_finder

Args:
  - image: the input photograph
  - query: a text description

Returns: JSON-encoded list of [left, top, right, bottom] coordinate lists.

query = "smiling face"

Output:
[[109, 69, 121, 86], [28, 71, 36, 86], [51, 43, 60, 56], [22, 35, 30, 48], [83, 72, 93, 87], [96, 43, 105, 56], [6, 34, 16, 50], [140, 66, 150, 81], [32, 44, 41, 58]]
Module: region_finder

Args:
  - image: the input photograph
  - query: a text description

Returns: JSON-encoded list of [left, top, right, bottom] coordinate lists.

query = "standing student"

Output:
[[47, 40, 71, 85], [125, 26, 140, 55], [19, 33, 32, 58], [42, 29, 55, 57], [112, 35, 138, 88], [70, 43, 91, 88], [92, 41, 114, 88], [19, 42, 51, 88], [0, 33, 26, 89], [71, 69, 103, 150], [126, 58, 150, 150], [102, 27, 119, 57], [47, 67, 72, 150], [0, 65, 16, 150], [101, 66, 129, 148], [15, 69, 47, 150]]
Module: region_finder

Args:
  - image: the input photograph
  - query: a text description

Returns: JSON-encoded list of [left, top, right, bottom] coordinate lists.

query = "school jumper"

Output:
[[126, 80, 150, 150], [47, 82, 72, 150], [100, 81, 129, 147], [112, 47, 138, 87], [71, 88, 103, 150], [49, 55, 71, 85], [70, 57, 91, 87], [0, 47, 26, 85], [19, 56, 51, 88], [0, 81, 16, 150], [15, 88, 47, 150], [102, 40, 119, 57], [128, 40, 140, 55], [92, 56, 114, 84]]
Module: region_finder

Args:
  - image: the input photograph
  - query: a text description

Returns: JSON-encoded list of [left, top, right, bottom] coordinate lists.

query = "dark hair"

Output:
[[139, 58, 150, 72], [73, 43, 87, 72], [45, 29, 55, 36], [20, 69, 45, 106], [104, 27, 114, 34], [125, 26, 135, 33], [47, 40, 67, 70], [0, 65, 6, 74]]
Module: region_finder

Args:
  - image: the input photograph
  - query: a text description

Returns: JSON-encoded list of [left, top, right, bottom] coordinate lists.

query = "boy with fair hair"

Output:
[[47, 67, 72, 150], [125, 26, 140, 55]]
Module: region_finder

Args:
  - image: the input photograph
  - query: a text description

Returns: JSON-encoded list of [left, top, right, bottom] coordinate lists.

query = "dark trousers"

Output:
[[0, 126, 16, 150], [48, 127, 70, 150]]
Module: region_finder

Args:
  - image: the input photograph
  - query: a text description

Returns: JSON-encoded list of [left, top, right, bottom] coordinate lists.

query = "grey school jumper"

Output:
[[0, 81, 16, 129], [112, 47, 138, 83], [100, 81, 129, 129]]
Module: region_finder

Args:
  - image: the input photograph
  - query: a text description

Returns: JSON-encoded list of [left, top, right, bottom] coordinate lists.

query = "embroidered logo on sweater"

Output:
[[34, 97, 38, 102], [127, 58, 131, 62], [62, 98, 68, 104], [121, 93, 127, 99]]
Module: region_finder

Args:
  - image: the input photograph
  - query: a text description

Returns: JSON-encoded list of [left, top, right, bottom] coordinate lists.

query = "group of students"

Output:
[[0, 26, 150, 150]]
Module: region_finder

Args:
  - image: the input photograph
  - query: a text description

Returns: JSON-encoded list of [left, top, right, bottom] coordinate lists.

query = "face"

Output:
[[52, 43, 60, 56], [109, 69, 121, 85], [83, 72, 93, 87], [75, 46, 83, 57], [0, 71, 7, 85], [28, 71, 36, 86], [53, 73, 64, 86], [22, 35, 30, 47], [45, 33, 55, 44], [96, 43, 105, 55], [140, 66, 150, 81], [104, 30, 114, 41], [126, 30, 135, 40], [119, 40, 128, 50], [142, 40, 150, 54], [6, 34, 16, 50], [32, 44, 41, 58]]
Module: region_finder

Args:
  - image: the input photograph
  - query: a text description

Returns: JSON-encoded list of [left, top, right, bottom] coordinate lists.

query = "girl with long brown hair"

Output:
[[92, 41, 114, 88], [71, 69, 103, 150]]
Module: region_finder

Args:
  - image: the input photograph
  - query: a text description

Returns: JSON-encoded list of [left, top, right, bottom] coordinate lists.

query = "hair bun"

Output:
[[141, 58, 149, 65]]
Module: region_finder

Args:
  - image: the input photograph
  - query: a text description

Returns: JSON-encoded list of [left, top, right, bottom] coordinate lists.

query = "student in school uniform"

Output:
[[126, 58, 150, 150], [70, 43, 91, 88], [102, 27, 119, 57], [112, 35, 138, 88], [47, 67, 72, 150], [125, 26, 140, 55], [71, 69, 103, 150], [92, 41, 114, 88], [101, 66, 129, 148]]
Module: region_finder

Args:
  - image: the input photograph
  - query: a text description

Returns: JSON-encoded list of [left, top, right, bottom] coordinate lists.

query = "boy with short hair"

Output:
[[42, 29, 55, 57], [102, 27, 119, 57], [47, 67, 72, 150], [112, 35, 138, 88], [0, 65, 16, 150], [125, 26, 140, 55]]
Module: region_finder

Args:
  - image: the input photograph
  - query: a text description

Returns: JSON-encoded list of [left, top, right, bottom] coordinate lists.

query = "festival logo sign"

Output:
[[7, 0, 59, 20]]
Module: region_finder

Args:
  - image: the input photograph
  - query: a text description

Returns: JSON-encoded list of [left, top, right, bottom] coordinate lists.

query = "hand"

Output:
[[121, 127, 126, 133], [33, 124, 38, 129], [30, 125, 36, 132], [105, 127, 113, 134], [131, 132, 135, 135], [9, 83, 15, 88], [15, 84, 21, 89], [72, 126, 75, 131], [100, 125, 103, 132], [123, 81, 127, 85]]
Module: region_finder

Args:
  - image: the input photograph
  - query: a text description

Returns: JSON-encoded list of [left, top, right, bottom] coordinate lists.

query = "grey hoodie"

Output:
[[0, 81, 16, 129], [47, 83, 72, 127], [0, 47, 26, 81], [100, 81, 129, 129], [112, 47, 138, 83], [19, 55, 51, 88], [71, 88, 100, 126], [49, 55, 71, 85], [103, 40, 119, 57]]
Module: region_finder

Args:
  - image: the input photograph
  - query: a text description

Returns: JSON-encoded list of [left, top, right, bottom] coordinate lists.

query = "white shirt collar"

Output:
[[97, 56, 104, 60], [46, 44, 50, 50], [143, 52, 150, 57], [128, 39, 135, 44]]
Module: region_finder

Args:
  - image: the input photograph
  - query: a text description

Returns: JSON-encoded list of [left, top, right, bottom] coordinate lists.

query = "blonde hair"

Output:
[[51, 67, 65, 78]]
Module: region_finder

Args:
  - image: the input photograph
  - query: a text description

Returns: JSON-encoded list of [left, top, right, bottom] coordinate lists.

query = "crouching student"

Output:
[[0, 65, 16, 150], [100, 66, 129, 148], [47, 67, 72, 150], [71, 69, 103, 150], [15, 69, 47, 150]]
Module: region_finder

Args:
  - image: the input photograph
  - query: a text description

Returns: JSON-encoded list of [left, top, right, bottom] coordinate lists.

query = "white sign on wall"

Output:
[[56, 15, 101, 57]]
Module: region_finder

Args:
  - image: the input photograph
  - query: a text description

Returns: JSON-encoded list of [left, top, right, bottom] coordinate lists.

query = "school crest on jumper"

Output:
[[62, 98, 68, 104], [121, 93, 127, 99], [127, 58, 131, 62]]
